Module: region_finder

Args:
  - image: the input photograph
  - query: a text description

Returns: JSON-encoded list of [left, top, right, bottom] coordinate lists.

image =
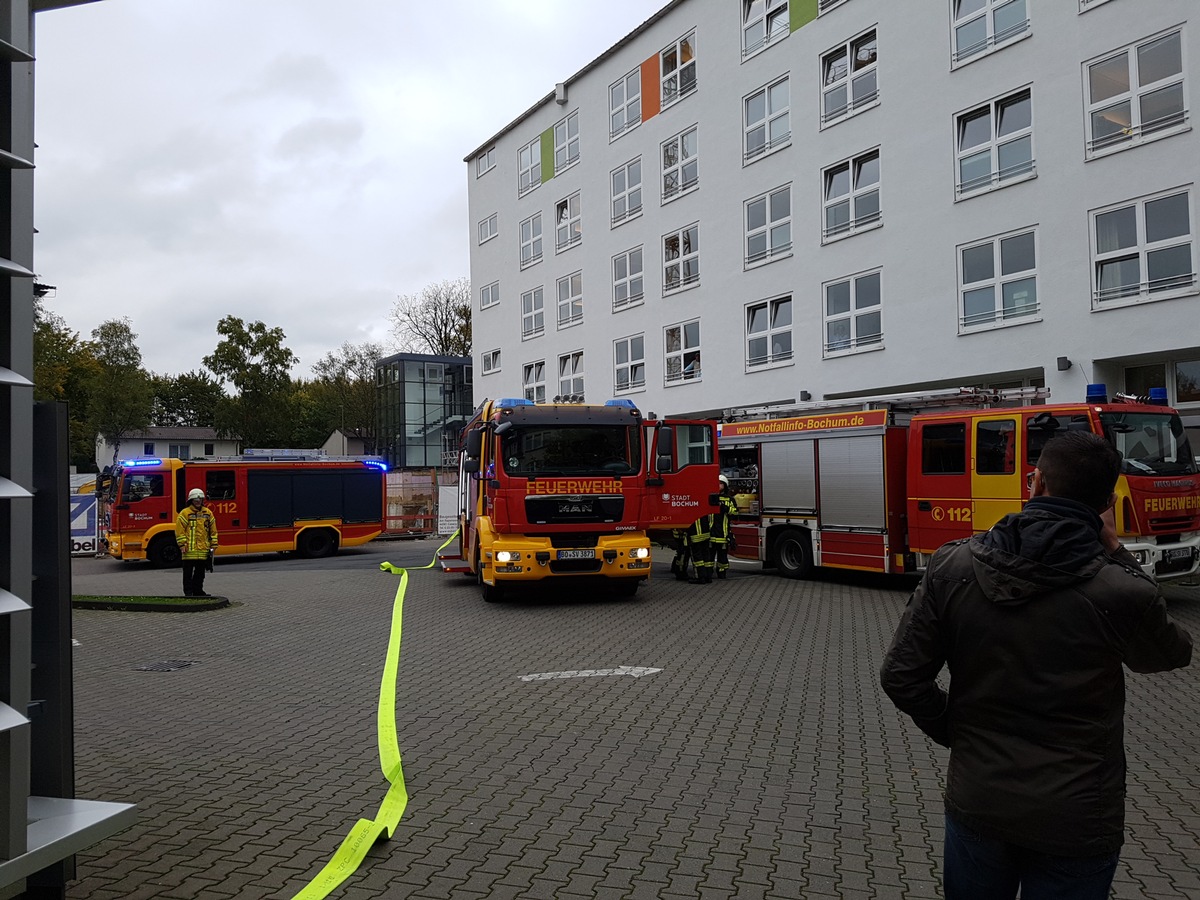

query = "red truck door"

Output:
[[907, 416, 973, 554], [196, 466, 247, 555], [640, 419, 721, 528]]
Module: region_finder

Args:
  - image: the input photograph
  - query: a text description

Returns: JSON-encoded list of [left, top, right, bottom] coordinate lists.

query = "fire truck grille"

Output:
[[525, 496, 624, 525], [549, 534, 599, 549], [1149, 519, 1194, 534], [549, 559, 604, 574]]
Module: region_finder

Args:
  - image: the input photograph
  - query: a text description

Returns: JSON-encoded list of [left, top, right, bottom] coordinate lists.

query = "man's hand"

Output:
[[1100, 506, 1121, 554]]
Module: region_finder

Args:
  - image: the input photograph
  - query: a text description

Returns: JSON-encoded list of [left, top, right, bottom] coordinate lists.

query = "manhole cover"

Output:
[[135, 659, 198, 672]]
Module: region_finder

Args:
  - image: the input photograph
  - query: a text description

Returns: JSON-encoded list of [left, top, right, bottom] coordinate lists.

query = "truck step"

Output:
[[438, 554, 471, 574]]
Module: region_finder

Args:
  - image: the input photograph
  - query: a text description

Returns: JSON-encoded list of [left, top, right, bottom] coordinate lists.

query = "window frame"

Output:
[[613, 246, 645, 312], [478, 212, 498, 245], [482, 349, 501, 375], [954, 88, 1035, 200], [480, 281, 500, 310], [661, 31, 698, 108], [1084, 29, 1189, 159], [745, 294, 794, 370], [1079, 0, 1116, 10], [744, 75, 791, 163], [611, 157, 643, 226], [517, 136, 541, 197], [745, 184, 793, 267], [663, 223, 700, 293], [822, 148, 881, 242], [519, 212, 543, 269], [558, 350, 585, 399], [614, 334, 647, 395], [555, 192, 582, 252], [1090, 187, 1197, 309], [951, 0, 1032, 68], [957, 227, 1041, 332], [823, 268, 884, 356], [475, 146, 496, 177], [664, 319, 702, 386], [521, 286, 545, 340], [742, 0, 790, 60], [820, 27, 879, 127], [553, 110, 580, 172], [610, 67, 642, 139], [556, 271, 583, 330], [661, 125, 699, 203], [523, 360, 546, 404]]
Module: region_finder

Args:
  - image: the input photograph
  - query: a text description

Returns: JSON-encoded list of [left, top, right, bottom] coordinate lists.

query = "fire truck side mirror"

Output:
[[465, 428, 483, 460], [655, 426, 675, 474], [463, 458, 480, 475]]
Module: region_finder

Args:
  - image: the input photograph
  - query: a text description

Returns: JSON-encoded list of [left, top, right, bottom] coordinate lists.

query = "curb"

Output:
[[71, 597, 230, 613]]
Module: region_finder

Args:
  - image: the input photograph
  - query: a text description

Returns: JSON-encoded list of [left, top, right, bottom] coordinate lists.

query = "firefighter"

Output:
[[687, 513, 714, 585], [711, 474, 737, 580], [176, 488, 218, 597], [669, 527, 691, 581]]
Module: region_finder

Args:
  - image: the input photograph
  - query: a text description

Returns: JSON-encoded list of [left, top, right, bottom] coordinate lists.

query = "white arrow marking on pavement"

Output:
[[519, 665, 663, 682]]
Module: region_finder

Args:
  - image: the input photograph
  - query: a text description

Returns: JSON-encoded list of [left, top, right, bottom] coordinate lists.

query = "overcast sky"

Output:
[[34, 0, 664, 378]]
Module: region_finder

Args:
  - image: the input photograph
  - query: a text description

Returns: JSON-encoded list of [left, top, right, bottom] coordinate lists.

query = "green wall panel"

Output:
[[791, 0, 818, 31], [540, 128, 554, 182]]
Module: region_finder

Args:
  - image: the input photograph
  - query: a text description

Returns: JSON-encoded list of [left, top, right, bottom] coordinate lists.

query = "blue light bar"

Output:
[[494, 397, 535, 409], [604, 399, 638, 409], [1149, 387, 1168, 405], [363, 460, 389, 471], [120, 457, 163, 467], [1085, 383, 1108, 404]]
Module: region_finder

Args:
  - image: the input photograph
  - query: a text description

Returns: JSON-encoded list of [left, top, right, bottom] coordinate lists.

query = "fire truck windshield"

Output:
[[118, 471, 166, 502], [500, 425, 641, 477], [1101, 411, 1198, 476]]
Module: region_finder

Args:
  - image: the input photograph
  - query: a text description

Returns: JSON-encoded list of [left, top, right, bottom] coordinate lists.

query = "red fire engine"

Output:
[[102, 452, 388, 565], [719, 386, 1200, 581], [440, 397, 720, 601]]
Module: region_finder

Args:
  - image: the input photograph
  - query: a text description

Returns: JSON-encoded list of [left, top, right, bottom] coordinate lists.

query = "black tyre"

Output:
[[614, 579, 640, 598], [477, 543, 504, 603], [773, 529, 814, 579], [298, 528, 338, 559], [147, 535, 181, 568]]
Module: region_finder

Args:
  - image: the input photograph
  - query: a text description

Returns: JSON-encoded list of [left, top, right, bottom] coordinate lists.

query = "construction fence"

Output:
[[383, 469, 458, 538]]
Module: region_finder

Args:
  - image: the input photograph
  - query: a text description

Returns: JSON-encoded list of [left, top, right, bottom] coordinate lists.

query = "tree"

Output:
[[203, 316, 299, 448], [33, 293, 101, 470], [388, 277, 471, 357], [311, 341, 386, 453], [88, 318, 153, 467], [149, 370, 225, 428]]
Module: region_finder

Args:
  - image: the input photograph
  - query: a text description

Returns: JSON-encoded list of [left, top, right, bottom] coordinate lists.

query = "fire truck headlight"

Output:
[[631, 547, 650, 560], [1132, 549, 1148, 564], [496, 550, 518, 563]]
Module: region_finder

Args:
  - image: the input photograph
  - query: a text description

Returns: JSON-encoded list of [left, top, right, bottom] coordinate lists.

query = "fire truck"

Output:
[[440, 397, 720, 601], [102, 452, 388, 565], [719, 385, 1200, 581]]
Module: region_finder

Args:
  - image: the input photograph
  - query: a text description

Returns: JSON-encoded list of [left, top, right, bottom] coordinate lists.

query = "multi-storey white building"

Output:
[[464, 0, 1199, 425]]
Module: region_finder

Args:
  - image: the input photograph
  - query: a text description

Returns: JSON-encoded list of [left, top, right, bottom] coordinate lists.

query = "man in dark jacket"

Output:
[[880, 431, 1191, 899]]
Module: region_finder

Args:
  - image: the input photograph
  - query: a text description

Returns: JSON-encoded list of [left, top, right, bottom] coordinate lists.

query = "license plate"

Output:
[[1166, 547, 1194, 562], [558, 549, 595, 560]]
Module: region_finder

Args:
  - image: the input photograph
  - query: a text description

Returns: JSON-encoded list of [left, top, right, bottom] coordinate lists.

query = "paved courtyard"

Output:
[[64, 544, 1200, 899]]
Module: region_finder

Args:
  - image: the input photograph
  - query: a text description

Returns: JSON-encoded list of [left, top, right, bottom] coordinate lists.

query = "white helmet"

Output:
[[187, 488, 205, 502], [718, 474, 730, 487]]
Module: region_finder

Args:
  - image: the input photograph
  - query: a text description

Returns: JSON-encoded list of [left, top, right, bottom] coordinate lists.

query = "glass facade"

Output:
[[376, 353, 473, 469]]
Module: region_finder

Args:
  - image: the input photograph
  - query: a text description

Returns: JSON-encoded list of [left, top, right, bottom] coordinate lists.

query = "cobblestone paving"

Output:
[[66, 549, 1200, 899]]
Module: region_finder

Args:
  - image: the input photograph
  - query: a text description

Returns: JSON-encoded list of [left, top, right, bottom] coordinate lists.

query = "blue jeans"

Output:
[[944, 813, 1119, 900]]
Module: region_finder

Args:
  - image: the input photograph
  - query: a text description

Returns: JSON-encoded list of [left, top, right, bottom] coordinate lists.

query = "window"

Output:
[[960, 229, 1038, 329], [611, 158, 642, 225], [661, 32, 697, 107], [518, 136, 541, 196], [168, 444, 191, 460], [610, 67, 642, 138], [823, 150, 880, 240], [480, 281, 500, 310], [554, 111, 580, 171], [956, 90, 1034, 196], [523, 361, 546, 404], [746, 296, 793, 368], [521, 287, 545, 339], [744, 76, 790, 161], [558, 351, 584, 398], [923, 423, 966, 474], [977, 420, 1017, 475], [613, 247, 645, 311], [1079, 0, 1115, 10], [614, 335, 646, 393], [1086, 31, 1186, 156], [519, 213, 542, 268], [952, 0, 1030, 65], [820, 0, 849, 12], [482, 349, 501, 374], [824, 270, 882, 354], [557, 271, 583, 329], [822, 29, 878, 125], [665, 320, 702, 384], [746, 185, 792, 265], [555, 193, 581, 251], [143, 442, 154, 455], [663, 224, 700, 292], [743, 0, 789, 58], [1092, 189, 1195, 306], [1175, 360, 1200, 405], [206, 470, 235, 500], [478, 213, 498, 244], [476, 146, 496, 177], [204, 443, 215, 456], [662, 127, 699, 201]]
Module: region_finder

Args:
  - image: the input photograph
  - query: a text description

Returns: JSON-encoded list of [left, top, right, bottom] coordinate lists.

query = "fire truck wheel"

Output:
[[614, 579, 640, 598], [298, 528, 338, 559], [147, 535, 181, 568], [773, 529, 814, 579]]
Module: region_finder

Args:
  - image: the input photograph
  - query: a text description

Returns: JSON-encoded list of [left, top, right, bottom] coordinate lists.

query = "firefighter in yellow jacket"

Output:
[[176, 488, 218, 597], [711, 475, 738, 580]]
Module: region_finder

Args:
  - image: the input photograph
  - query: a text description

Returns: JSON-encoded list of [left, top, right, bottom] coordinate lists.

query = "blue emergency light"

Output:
[[494, 398, 535, 409], [1149, 387, 1169, 405], [1085, 384, 1108, 404], [120, 457, 163, 467], [604, 399, 638, 409], [362, 460, 389, 471]]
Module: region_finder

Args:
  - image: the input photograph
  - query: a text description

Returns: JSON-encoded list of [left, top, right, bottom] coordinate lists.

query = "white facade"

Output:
[[464, 0, 1200, 423]]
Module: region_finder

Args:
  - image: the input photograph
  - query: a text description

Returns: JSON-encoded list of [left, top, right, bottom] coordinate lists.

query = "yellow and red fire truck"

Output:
[[440, 397, 720, 600], [719, 385, 1200, 581], [102, 451, 388, 565]]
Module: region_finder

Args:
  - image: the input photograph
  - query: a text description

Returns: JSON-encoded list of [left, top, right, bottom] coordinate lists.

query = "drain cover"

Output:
[[135, 659, 197, 672]]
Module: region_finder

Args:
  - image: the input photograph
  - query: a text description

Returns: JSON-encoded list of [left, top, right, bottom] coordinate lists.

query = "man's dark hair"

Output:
[[1036, 431, 1121, 511]]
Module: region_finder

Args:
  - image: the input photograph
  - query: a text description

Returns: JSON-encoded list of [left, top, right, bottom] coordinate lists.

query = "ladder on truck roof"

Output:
[[726, 386, 1050, 420]]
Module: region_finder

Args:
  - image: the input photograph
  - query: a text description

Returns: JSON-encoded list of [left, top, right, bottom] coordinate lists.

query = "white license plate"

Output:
[[558, 549, 595, 560], [1166, 547, 1194, 562]]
